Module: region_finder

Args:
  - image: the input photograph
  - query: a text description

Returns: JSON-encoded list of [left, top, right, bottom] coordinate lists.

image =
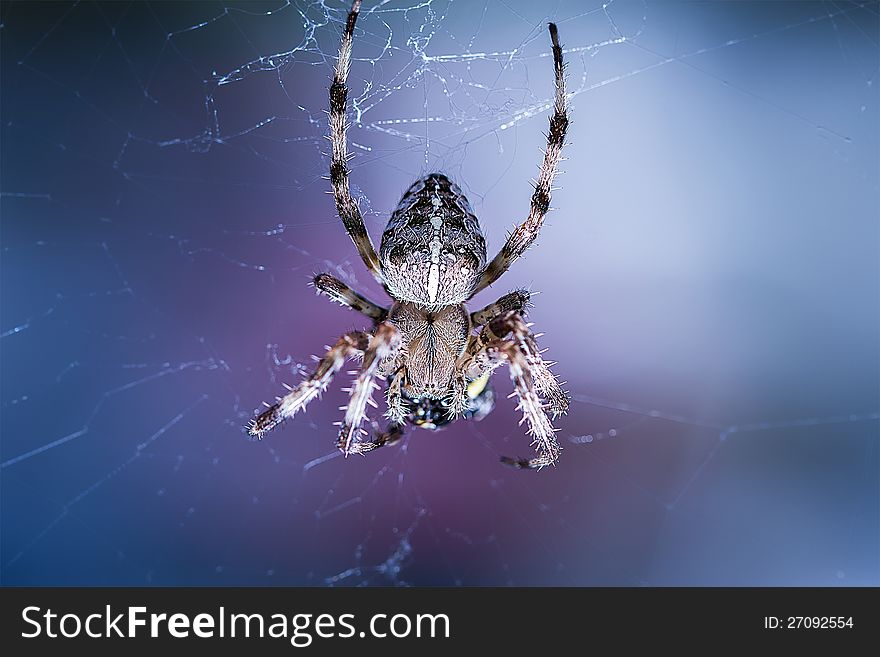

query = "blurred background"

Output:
[[1, 0, 877, 586]]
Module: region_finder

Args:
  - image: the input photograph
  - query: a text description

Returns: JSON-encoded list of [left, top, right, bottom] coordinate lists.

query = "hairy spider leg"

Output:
[[313, 273, 388, 322], [336, 322, 401, 456], [328, 0, 384, 284], [248, 331, 371, 438], [470, 22, 569, 296]]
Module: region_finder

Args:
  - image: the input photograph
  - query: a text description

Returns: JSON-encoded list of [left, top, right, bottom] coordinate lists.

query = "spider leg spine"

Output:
[[247, 330, 370, 439], [336, 322, 401, 456]]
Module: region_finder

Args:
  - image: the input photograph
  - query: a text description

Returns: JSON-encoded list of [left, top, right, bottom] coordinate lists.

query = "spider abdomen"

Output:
[[379, 173, 487, 305]]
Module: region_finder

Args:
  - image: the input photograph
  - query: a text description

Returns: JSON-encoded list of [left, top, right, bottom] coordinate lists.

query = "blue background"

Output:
[[2, 0, 878, 586]]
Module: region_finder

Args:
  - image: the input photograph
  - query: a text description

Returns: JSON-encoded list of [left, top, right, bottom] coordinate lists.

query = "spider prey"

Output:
[[248, 0, 571, 469]]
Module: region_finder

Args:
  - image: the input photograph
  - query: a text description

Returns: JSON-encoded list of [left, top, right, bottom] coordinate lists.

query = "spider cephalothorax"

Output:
[[248, 0, 571, 469]]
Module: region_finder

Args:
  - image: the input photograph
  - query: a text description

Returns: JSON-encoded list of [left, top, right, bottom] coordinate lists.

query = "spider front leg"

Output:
[[445, 375, 472, 420], [470, 23, 568, 297], [337, 322, 401, 456], [248, 331, 370, 438], [465, 311, 568, 470], [487, 311, 569, 418], [346, 420, 405, 455], [493, 336, 560, 470], [313, 273, 387, 322], [448, 333, 504, 420], [384, 367, 408, 425]]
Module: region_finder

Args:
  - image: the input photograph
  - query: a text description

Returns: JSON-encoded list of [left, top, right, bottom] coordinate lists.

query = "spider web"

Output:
[[1, 0, 878, 586]]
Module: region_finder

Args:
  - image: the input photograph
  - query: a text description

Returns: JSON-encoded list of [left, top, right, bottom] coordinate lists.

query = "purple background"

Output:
[[2, 0, 878, 585]]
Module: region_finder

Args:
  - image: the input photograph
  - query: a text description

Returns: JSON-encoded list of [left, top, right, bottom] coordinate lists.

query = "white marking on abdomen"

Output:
[[428, 236, 442, 302]]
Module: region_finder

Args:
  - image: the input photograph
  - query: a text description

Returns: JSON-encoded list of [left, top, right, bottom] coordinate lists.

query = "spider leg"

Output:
[[455, 310, 568, 469], [313, 273, 388, 322], [470, 23, 568, 297], [329, 0, 384, 284], [447, 333, 504, 420], [384, 367, 408, 425], [487, 311, 569, 418], [470, 289, 530, 326], [493, 338, 560, 470], [337, 321, 401, 456], [247, 331, 370, 438], [445, 374, 471, 419], [347, 420, 405, 455]]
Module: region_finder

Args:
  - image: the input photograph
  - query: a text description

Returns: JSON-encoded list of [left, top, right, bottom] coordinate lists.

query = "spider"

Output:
[[248, 0, 571, 469]]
